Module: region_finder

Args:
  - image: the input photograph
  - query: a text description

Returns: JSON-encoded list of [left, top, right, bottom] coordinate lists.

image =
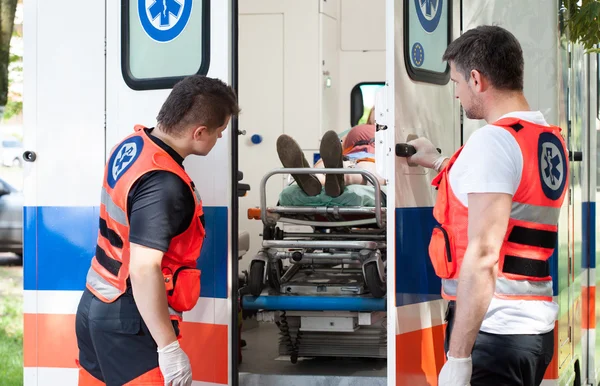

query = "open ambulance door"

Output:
[[385, 0, 461, 384], [106, 1, 236, 385]]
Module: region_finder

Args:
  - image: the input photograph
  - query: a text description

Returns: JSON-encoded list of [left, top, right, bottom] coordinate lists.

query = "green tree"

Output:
[[563, 0, 600, 53], [0, 0, 17, 116]]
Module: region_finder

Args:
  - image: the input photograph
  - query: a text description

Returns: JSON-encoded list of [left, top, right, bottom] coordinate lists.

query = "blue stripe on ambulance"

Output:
[[394, 207, 560, 307], [23, 206, 229, 299]]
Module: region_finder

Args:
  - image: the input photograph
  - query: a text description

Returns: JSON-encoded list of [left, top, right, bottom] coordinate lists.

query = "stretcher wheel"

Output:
[[365, 262, 386, 298], [249, 260, 265, 297]]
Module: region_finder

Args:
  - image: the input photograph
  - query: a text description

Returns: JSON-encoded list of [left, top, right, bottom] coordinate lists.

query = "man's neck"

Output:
[[484, 91, 531, 123], [152, 126, 190, 159]]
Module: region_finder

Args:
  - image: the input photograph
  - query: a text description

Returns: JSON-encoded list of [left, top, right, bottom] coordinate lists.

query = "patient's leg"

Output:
[[276, 135, 322, 196], [319, 130, 345, 197]]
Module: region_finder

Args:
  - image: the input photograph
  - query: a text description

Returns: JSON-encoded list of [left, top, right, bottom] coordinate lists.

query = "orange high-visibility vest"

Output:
[[429, 117, 568, 301], [85, 125, 205, 320]]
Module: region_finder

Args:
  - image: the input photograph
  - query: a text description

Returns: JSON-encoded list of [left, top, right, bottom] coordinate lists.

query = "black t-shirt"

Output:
[[126, 129, 195, 252]]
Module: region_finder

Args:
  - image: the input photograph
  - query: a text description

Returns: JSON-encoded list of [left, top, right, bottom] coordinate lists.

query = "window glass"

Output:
[[122, 0, 210, 90], [350, 82, 385, 127], [405, 0, 451, 84], [357, 84, 385, 124]]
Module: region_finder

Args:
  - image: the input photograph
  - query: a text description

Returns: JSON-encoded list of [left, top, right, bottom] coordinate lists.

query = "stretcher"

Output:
[[242, 168, 387, 362]]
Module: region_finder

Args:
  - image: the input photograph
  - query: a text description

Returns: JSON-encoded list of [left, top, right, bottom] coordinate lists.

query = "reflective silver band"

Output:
[[169, 307, 183, 319], [511, 202, 560, 226], [442, 279, 458, 297], [88, 266, 187, 318], [495, 276, 553, 298], [86, 266, 122, 301], [101, 188, 128, 227], [442, 276, 552, 298], [193, 187, 202, 203]]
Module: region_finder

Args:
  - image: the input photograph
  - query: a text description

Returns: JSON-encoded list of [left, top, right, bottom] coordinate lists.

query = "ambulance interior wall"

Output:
[[237, 0, 385, 272]]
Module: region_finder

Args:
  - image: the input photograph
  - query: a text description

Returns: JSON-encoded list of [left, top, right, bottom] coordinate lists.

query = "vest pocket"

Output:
[[429, 225, 456, 279], [166, 266, 201, 312]]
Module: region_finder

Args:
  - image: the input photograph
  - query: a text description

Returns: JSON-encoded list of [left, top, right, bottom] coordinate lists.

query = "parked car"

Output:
[[0, 177, 23, 258], [1, 138, 23, 167]]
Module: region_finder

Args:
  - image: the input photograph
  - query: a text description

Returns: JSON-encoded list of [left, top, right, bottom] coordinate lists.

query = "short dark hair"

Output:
[[442, 25, 524, 91], [157, 75, 240, 135]]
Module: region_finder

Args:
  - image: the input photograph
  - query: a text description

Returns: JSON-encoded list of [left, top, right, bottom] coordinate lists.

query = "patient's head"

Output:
[[343, 124, 376, 154]]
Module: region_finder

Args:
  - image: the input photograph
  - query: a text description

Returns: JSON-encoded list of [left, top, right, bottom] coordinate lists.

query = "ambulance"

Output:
[[21, 0, 599, 385]]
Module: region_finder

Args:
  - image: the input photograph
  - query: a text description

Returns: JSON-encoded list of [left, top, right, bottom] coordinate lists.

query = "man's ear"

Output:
[[470, 70, 486, 93], [192, 125, 209, 141]]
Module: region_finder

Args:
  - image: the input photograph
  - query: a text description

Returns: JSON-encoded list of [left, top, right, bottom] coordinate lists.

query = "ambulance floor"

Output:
[[238, 322, 387, 385]]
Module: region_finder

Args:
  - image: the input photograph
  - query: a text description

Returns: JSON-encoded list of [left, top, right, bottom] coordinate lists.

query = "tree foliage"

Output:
[[563, 0, 600, 53], [0, 0, 18, 108]]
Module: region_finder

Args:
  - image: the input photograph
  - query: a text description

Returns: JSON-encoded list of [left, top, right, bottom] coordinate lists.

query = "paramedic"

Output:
[[75, 75, 240, 386], [407, 25, 567, 385], [276, 124, 385, 197]]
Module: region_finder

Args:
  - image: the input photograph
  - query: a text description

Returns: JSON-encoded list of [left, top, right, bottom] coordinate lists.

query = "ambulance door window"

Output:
[[122, 0, 210, 90], [404, 0, 451, 84], [350, 82, 385, 127]]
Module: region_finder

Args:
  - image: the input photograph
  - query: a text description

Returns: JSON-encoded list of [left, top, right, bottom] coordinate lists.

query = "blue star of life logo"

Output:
[[542, 147, 562, 188], [414, 0, 443, 33], [538, 133, 566, 200], [138, 0, 193, 43], [148, 0, 182, 28], [107, 136, 144, 189], [112, 143, 137, 181], [420, 0, 439, 19]]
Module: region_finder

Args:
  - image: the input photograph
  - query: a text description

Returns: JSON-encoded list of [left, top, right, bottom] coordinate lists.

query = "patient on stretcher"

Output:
[[276, 124, 386, 198]]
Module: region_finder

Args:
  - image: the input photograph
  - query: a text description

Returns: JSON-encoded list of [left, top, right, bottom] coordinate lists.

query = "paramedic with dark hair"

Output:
[[75, 75, 240, 386], [407, 25, 568, 386]]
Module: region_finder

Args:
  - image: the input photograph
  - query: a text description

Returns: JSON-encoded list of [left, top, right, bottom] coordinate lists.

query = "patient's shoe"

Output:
[[319, 130, 345, 197], [277, 134, 322, 196]]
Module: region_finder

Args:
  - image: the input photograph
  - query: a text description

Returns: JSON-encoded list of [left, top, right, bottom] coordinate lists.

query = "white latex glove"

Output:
[[438, 355, 472, 386], [406, 137, 448, 171], [158, 340, 193, 386]]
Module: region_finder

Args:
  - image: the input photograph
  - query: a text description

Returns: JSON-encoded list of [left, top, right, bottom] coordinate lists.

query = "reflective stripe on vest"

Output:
[[169, 306, 183, 320], [101, 187, 128, 227], [86, 267, 122, 301], [511, 202, 561, 226], [88, 266, 185, 318], [442, 277, 553, 299]]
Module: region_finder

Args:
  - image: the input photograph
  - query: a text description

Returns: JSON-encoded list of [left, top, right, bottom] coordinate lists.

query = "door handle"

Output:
[[23, 151, 37, 162], [395, 143, 441, 157], [237, 170, 250, 197], [568, 151, 582, 162]]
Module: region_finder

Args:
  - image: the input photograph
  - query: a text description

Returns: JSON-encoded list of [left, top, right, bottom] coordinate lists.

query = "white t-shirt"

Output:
[[448, 111, 558, 335]]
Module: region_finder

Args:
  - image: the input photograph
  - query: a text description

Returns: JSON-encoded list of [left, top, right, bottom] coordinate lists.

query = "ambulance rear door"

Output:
[[106, 1, 235, 385]]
